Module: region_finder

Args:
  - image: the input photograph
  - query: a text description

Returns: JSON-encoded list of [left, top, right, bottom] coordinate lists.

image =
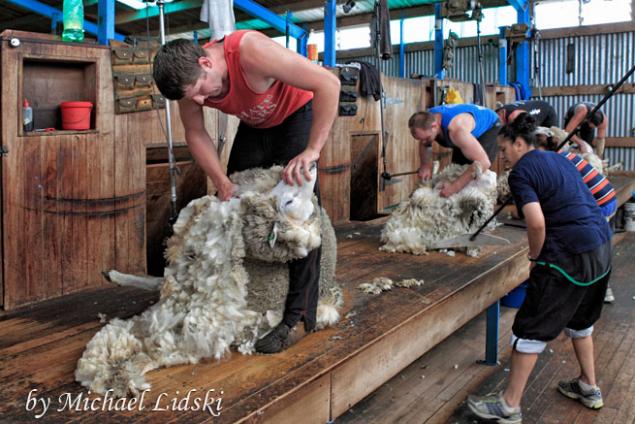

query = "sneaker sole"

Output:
[[557, 386, 604, 409], [467, 400, 522, 424]]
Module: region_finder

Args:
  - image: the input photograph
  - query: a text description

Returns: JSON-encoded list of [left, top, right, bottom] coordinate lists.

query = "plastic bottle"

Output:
[[62, 0, 85, 42], [307, 29, 319, 64], [23, 99, 33, 132]]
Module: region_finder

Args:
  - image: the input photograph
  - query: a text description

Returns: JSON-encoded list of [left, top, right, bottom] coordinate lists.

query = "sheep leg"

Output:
[[102, 270, 163, 291]]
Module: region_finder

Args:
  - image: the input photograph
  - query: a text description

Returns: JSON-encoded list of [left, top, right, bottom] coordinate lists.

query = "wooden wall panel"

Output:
[[380, 77, 427, 212], [1, 31, 121, 309], [484, 85, 516, 176]]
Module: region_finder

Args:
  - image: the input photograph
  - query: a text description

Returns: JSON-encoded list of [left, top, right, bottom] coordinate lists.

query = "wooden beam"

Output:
[[539, 84, 635, 97], [537, 21, 635, 40], [606, 137, 635, 148]]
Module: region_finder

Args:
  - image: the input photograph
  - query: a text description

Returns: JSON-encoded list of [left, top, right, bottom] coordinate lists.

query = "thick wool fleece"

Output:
[[76, 166, 341, 398], [380, 164, 497, 255]]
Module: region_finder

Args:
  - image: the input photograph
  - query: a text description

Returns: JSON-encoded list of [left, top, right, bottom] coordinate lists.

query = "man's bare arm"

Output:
[[440, 113, 491, 197], [240, 32, 340, 185], [179, 99, 235, 200], [564, 105, 588, 147]]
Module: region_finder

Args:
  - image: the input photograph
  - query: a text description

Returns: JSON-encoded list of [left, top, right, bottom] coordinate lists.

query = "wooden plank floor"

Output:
[[0, 175, 632, 424], [337, 236, 635, 424], [0, 225, 529, 423]]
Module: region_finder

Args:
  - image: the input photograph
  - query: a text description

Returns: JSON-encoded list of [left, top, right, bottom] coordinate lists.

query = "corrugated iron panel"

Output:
[[532, 32, 635, 87], [346, 43, 498, 80], [605, 147, 635, 171]]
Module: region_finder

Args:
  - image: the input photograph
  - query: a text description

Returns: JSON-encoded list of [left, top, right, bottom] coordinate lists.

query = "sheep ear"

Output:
[[268, 223, 279, 248]]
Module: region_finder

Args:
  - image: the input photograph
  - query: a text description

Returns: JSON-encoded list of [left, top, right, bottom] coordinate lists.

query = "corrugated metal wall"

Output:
[[344, 29, 635, 169], [535, 31, 635, 87]]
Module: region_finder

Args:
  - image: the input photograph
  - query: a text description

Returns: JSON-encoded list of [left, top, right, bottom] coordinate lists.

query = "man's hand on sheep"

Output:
[[215, 174, 238, 201], [418, 164, 432, 181], [439, 180, 460, 197], [284, 148, 320, 186]]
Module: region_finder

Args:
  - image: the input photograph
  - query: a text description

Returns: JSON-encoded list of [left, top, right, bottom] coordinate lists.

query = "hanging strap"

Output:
[[532, 260, 611, 287]]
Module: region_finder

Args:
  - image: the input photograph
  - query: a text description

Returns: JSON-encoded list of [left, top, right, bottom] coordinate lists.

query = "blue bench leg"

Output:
[[477, 300, 500, 366]]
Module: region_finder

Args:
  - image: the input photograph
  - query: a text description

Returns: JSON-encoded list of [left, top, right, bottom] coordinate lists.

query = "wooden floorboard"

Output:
[[1, 176, 632, 424]]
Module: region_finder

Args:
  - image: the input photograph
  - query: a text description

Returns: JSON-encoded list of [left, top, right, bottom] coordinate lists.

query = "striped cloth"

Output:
[[562, 152, 616, 206]]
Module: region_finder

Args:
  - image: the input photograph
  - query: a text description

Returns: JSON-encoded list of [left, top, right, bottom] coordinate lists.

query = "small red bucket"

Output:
[[60, 101, 93, 130]]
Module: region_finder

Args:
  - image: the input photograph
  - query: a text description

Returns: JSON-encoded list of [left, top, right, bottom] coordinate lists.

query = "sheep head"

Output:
[[237, 164, 322, 263]]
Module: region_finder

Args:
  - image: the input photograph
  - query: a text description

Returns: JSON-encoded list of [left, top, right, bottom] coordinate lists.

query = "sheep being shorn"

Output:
[[76, 165, 342, 398], [380, 164, 497, 255]]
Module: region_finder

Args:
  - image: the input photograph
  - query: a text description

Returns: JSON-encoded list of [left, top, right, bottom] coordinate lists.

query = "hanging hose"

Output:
[[156, 0, 179, 224], [475, 10, 486, 106], [469, 63, 635, 242]]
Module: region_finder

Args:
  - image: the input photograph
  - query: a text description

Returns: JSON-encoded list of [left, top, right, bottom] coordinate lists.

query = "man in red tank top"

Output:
[[153, 30, 340, 354]]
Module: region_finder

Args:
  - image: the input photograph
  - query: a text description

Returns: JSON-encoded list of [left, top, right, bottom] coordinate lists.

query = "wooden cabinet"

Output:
[[0, 30, 145, 310]]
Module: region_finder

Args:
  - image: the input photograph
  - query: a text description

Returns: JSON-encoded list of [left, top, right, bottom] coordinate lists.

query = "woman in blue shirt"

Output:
[[467, 114, 612, 424]]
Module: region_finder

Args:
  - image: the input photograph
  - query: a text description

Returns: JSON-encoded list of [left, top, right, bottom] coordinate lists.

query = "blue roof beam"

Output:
[[506, 0, 529, 12], [234, 0, 306, 40]]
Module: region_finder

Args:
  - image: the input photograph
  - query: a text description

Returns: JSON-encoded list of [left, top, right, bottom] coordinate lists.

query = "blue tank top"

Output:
[[429, 104, 499, 139]]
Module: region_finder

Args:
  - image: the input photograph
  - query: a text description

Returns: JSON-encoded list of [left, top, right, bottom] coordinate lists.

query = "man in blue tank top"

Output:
[[408, 104, 501, 197]]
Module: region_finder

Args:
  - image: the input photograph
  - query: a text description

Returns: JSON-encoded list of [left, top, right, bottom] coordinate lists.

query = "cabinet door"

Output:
[[0, 32, 143, 309]]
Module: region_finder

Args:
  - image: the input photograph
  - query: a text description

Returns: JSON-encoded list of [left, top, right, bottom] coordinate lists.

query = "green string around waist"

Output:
[[534, 261, 611, 287]]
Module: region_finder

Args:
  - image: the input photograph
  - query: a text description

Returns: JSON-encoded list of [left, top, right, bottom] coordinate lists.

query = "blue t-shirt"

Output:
[[508, 150, 610, 262], [428, 104, 499, 147]]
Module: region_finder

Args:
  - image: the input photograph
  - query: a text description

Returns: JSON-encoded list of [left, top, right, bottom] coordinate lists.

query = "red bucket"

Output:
[[60, 101, 93, 130]]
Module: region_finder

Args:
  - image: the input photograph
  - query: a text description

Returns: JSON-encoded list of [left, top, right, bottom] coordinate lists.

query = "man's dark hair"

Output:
[[499, 113, 538, 147], [589, 110, 604, 126], [153, 39, 207, 100], [408, 111, 436, 129]]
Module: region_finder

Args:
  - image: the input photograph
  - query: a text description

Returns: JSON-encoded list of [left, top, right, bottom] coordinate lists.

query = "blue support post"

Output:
[[323, 0, 337, 67], [193, 30, 199, 45], [51, 11, 61, 34], [498, 26, 508, 86], [434, 3, 445, 79], [97, 0, 115, 45], [297, 32, 308, 57], [8, 0, 125, 41], [508, 0, 531, 98], [478, 301, 500, 366], [234, 0, 306, 40], [399, 18, 406, 78]]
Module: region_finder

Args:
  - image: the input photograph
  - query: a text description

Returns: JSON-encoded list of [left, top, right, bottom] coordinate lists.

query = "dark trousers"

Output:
[[451, 120, 501, 166], [227, 101, 321, 331]]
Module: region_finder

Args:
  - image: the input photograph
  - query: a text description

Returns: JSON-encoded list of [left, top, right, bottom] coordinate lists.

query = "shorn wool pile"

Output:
[[76, 164, 341, 397]]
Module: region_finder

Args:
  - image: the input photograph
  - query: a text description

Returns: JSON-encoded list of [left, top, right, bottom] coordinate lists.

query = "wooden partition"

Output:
[[379, 77, 428, 212], [318, 68, 381, 224]]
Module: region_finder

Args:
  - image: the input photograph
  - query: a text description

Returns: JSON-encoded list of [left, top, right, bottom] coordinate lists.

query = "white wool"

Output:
[[77, 166, 342, 398], [358, 277, 424, 295], [380, 164, 497, 255]]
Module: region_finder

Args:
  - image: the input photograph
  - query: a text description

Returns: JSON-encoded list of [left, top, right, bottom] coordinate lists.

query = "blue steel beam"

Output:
[[98, 0, 115, 45], [498, 26, 508, 85], [480, 301, 500, 366], [323, 0, 336, 66], [8, 0, 125, 41], [234, 0, 306, 40], [507, 0, 531, 98], [399, 18, 406, 78], [434, 3, 445, 79]]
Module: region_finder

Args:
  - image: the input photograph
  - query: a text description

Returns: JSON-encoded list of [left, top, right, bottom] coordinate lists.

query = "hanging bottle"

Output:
[[62, 0, 85, 42], [307, 29, 319, 64]]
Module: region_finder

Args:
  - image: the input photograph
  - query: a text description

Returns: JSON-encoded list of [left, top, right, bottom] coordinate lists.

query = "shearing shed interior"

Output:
[[1, 0, 634, 423]]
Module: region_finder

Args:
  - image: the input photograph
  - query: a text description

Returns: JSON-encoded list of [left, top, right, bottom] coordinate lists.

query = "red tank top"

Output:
[[203, 31, 313, 128]]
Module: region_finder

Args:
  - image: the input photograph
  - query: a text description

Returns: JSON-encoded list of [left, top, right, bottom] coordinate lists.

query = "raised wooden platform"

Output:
[[1, 175, 633, 423]]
